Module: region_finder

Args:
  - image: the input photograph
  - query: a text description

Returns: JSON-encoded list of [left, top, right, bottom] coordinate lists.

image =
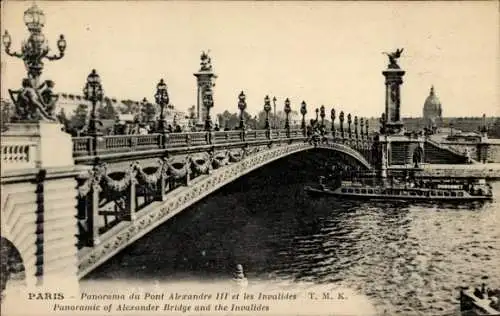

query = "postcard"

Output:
[[1, 1, 499, 316]]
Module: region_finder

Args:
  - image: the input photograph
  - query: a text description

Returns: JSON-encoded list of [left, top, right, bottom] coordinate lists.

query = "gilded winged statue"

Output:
[[383, 48, 404, 69], [200, 50, 213, 71]]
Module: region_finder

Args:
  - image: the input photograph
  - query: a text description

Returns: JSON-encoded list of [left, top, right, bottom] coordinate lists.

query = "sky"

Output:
[[1, 1, 499, 119]]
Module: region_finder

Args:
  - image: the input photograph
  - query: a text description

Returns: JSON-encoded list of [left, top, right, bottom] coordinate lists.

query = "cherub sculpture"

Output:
[[9, 78, 57, 122], [383, 48, 404, 69]]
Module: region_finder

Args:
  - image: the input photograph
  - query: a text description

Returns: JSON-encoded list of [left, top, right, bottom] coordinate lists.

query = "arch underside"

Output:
[[0, 237, 26, 301], [78, 141, 372, 278], [0, 182, 38, 291]]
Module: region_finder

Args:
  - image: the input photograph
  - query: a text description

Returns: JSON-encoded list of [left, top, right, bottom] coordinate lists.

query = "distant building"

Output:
[[363, 85, 499, 138], [160, 106, 190, 130], [423, 85, 443, 132], [56, 93, 139, 116]]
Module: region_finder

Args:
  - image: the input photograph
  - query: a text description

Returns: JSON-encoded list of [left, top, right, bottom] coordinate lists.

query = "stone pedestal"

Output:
[[2, 122, 73, 169], [383, 68, 405, 135], [1, 121, 80, 301]]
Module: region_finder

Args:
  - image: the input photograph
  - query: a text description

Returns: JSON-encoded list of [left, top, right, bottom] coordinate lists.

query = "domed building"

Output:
[[423, 85, 442, 132]]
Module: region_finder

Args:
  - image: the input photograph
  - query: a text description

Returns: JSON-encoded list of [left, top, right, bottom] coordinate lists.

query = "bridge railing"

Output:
[[72, 129, 313, 158], [1, 141, 38, 171], [73, 134, 166, 156], [71, 129, 377, 159], [213, 130, 241, 144], [270, 129, 288, 139]]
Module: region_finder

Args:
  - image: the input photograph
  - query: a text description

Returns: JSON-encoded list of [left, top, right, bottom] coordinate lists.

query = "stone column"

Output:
[[382, 67, 405, 135], [194, 52, 217, 127]]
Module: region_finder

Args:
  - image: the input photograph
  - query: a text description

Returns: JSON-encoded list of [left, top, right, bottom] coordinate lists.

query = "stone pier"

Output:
[[1, 122, 83, 300]]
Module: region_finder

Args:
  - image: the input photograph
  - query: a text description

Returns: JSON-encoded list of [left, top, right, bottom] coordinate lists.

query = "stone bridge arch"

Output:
[[0, 237, 26, 301], [314, 143, 372, 170], [0, 181, 39, 296], [78, 141, 373, 278]]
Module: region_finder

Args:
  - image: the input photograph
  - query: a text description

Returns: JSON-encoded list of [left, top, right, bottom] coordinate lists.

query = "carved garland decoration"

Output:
[[228, 149, 244, 162], [166, 157, 190, 179], [212, 151, 229, 169], [100, 164, 133, 193], [77, 167, 103, 198], [190, 153, 211, 174], [135, 159, 168, 186]]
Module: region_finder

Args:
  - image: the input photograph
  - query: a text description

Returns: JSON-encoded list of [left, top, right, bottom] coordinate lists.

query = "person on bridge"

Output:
[[138, 125, 148, 135]]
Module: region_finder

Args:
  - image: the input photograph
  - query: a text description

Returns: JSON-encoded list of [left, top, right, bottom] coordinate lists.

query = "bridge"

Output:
[[1, 3, 498, 299], [4, 119, 493, 291], [1, 123, 374, 287]]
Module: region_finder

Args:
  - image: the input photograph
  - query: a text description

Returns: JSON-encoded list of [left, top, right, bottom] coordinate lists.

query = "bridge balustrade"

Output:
[[168, 132, 210, 148], [189, 132, 211, 146], [135, 134, 162, 148], [245, 130, 266, 141], [288, 129, 302, 138], [72, 129, 317, 158], [212, 131, 235, 143], [73, 137, 93, 156], [220, 130, 244, 143], [1, 141, 37, 170], [270, 129, 288, 139], [73, 134, 166, 156]]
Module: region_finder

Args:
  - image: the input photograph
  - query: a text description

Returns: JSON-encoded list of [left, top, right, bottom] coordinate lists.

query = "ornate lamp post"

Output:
[[320, 105, 325, 128], [203, 87, 214, 131], [238, 91, 246, 130], [300, 101, 307, 132], [339, 111, 345, 139], [347, 113, 352, 138], [331, 108, 336, 137], [83, 69, 104, 136], [380, 112, 386, 134], [264, 95, 272, 129], [272, 96, 277, 129], [480, 113, 488, 135], [154, 78, 169, 132], [140, 97, 149, 124], [315, 108, 319, 123], [360, 118, 365, 140], [173, 113, 178, 127], [284, 98, 291, 130], [354, 116, 359, 139], [3, 3, 67, 122]]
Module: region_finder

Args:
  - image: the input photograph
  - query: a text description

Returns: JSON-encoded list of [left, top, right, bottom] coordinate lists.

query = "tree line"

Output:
[[3, 99, 500, 137]]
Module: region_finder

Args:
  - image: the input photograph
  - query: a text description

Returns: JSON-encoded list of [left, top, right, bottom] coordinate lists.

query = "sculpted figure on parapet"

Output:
[[8, 78, 58, 122]]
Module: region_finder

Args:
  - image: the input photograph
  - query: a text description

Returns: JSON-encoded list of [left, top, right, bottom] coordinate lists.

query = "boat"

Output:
[[304, 175, 493, 202], [460, 284, 500, 315]]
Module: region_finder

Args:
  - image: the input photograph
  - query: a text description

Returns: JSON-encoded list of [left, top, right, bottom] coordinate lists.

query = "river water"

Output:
[[86, 150, 500, 316]]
